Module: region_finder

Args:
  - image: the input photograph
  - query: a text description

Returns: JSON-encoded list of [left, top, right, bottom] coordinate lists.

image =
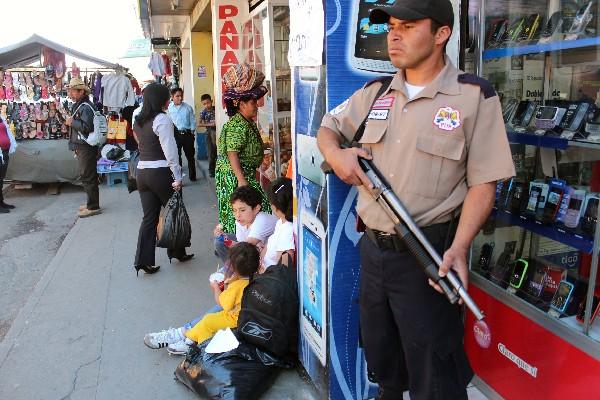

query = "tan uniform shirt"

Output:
[[321, 60, 516, 233]]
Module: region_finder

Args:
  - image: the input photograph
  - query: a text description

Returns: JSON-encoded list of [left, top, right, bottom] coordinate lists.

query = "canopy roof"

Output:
[[0, 34, 119, 69]]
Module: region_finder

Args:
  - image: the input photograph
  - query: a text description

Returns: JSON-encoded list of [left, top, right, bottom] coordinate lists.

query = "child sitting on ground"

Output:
[[146, 242, 260, 355], [213, 185, 277, 264], [261, 177, 295, 270]]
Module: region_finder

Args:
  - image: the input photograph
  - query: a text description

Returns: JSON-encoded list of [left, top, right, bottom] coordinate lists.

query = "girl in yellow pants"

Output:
[[186, 242, 260, 344]]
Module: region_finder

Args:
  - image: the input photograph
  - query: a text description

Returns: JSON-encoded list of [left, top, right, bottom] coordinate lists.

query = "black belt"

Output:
[[176, 128, 193, 135], [365, 218, 458, 253]]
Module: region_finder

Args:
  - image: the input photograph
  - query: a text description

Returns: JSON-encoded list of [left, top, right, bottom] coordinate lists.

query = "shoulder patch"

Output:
[[363, 75, 394, 89], [457, 73, 497, 99]]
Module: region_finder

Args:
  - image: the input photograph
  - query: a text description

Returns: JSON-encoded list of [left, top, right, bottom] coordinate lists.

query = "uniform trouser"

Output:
[[359, 234, 473, 400], [134, 167, 187, 266], [76, 146, 100, 210], [0, 151, 8, 203], [175, 132, 197, 180], [205, 129, 217, 175]]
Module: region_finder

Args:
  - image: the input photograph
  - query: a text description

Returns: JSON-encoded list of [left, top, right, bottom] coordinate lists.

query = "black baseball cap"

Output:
[[369, 0, 454, 30]]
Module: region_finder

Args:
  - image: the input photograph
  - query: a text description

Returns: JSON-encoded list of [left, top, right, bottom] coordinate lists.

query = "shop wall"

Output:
[[190, 32, 215, 115], [181, 47, 194, 107]]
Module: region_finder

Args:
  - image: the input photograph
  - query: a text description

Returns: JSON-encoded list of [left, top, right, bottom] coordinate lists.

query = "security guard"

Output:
[[317, 0, 515, 399]]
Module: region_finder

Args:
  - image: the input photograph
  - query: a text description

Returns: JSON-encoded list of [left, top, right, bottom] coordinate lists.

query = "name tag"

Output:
[[368, 109, 389, 120], [373, 96, 394, 109]]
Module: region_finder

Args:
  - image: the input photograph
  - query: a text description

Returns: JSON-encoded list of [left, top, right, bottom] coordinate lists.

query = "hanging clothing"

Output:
[[101, 73, 135, 109], [148, 52, 166, 77], [92, 73, 103, 104], [162, 54, 172, 76]]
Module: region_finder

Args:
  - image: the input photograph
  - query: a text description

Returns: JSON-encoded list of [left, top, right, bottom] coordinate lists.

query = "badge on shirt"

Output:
[[329, 99, 349, 116], [368, 109, 389, 120], [373, 96, 395, 109], [433, 107, 461, 131]]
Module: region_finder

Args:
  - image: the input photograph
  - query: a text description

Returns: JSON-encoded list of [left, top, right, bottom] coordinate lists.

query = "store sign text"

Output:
[[498, 343, 538, 378], [219, 4, 241, 77]]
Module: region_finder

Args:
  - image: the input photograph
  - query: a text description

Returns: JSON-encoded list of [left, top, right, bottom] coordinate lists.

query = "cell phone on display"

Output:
[[559, 103, 590, 132], [581, 195, 600, 236], [487, 19, 509, 48], [526, 185, 542, 214], [539, 11, 564, 42], [511, 100, 536, 127], [550, 281, 575, 314], [491, 241, 517, 288], [577, 296, 600, 324], [509, 259, 529, 289], [509, 181, 526, 214], [518, 14, 542, 41], [534, 106, 567, 130], [567, 2, 594, 35], [478, 242, 495, 273], [542, 187, 564, 224], [564, 189, 586, 229], [350, 0, 397, 73], [502, 17, 526, 43], [299, 209, 327, 366], [526, 266, 547, 297]]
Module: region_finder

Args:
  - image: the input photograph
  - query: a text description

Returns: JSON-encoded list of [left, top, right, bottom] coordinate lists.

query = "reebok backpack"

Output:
[[238, 254, 299, 358], [74, 102, 108, 146]]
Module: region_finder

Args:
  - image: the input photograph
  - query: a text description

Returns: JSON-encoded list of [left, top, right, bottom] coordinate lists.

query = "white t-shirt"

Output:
[[236, 212, 278, 243], [263, 220, 295, 268], [405, 82, 425, 100]]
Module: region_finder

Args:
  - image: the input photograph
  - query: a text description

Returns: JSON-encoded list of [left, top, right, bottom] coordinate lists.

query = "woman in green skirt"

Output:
[[216, 64, 270, 233]]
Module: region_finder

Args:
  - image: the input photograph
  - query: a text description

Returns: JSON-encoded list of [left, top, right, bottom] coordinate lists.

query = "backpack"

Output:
[[73, 102, 108, 146], [238, 253, 298, 358]]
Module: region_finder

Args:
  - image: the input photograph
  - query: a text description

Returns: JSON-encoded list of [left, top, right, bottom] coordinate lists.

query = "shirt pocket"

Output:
[[409, 133, 466, 199], [358, 119, 388, 145]]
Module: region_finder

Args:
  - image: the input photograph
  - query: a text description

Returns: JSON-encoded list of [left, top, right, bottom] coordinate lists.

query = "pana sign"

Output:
[[248, 0, 264, 11]]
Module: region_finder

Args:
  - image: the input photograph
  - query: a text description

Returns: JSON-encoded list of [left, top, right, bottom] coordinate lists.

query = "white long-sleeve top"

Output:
[[101, 73, 135, 108], [148, 52, 166, 77], [137, 113, 183, 182]]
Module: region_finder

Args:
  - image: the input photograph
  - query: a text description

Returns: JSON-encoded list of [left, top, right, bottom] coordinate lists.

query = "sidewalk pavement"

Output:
[[0, 168, 319, 399]]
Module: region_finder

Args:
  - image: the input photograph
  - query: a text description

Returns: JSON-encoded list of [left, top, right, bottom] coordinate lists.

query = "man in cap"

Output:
[[66, 77, 101, 218], [317, 0, 515, 398]]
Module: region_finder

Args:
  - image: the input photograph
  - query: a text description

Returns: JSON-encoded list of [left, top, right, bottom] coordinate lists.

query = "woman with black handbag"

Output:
[[132, 83, 193, 276]]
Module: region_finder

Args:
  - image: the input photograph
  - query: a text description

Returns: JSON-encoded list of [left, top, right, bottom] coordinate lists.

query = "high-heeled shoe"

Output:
[[134, 265, 160, 276], [169, 254, 194, 263]]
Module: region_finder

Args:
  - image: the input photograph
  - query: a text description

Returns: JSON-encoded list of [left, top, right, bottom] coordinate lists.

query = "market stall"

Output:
[[0, 35, 124, 184]]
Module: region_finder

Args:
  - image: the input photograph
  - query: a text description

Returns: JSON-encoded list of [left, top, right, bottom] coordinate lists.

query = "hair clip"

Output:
[[274, 184, 285, 194]]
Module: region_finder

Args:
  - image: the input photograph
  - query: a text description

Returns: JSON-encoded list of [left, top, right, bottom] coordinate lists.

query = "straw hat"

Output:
[[67, 77, 91, 94]]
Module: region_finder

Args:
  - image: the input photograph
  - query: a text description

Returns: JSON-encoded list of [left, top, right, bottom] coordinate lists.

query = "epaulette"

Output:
[[457, 73, 497, 99], [363, 75, 394, 89]]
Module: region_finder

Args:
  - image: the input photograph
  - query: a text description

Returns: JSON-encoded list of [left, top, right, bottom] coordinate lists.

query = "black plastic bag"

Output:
[[156, 191, 191, 248], [174, 333, 292, 399], [127, 150, 139, 193]]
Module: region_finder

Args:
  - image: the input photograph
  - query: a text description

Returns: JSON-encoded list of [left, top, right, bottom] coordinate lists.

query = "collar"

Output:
[[389, 56, 461, 100]]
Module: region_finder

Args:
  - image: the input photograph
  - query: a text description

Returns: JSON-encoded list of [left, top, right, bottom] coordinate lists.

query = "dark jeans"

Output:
[[76, 146, 99, 210], [359, 235, 473, 400], [175, 131, 197, 180], [205, 129, 217, 175], [134, 167, 187, 266], [0, 150, 8, 202]]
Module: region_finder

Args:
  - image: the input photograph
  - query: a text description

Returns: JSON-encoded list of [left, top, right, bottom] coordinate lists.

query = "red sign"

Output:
[[465, 285, 600, 399]]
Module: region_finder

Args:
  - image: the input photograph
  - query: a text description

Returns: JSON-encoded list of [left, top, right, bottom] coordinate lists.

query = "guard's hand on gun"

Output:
[[429, 245, 469, 304], [172, 180, 183, 190], [328, 147, 374, 188]]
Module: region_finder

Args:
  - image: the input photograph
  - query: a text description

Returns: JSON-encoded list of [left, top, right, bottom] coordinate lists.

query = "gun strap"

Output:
[[351, 76, 394, 145]]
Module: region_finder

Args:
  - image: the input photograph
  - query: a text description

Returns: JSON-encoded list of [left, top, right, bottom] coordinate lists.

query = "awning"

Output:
[[0, 34, 119, 69]]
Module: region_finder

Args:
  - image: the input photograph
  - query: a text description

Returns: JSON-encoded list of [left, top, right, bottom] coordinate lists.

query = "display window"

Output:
[[467, 0, 600, 345]]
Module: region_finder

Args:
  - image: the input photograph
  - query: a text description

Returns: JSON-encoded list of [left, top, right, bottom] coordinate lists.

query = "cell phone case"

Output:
[[550, 281, 575, 313], [509, 259, 529, 289]]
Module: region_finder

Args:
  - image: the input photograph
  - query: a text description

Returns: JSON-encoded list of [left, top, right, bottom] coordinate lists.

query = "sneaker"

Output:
[[167, 338, 193, 355], [143, 327, 184, 349], [78, 208, 102, 218]]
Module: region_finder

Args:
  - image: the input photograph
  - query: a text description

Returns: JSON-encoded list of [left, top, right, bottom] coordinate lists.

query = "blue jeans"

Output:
[[183, 304, 223, 330]]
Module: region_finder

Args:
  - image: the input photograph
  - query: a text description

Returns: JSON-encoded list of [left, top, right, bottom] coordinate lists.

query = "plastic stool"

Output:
[[106, 171, 128, 187]]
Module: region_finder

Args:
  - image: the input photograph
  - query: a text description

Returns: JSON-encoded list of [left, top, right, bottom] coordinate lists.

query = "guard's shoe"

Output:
[[143, 327, 184, 349]]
